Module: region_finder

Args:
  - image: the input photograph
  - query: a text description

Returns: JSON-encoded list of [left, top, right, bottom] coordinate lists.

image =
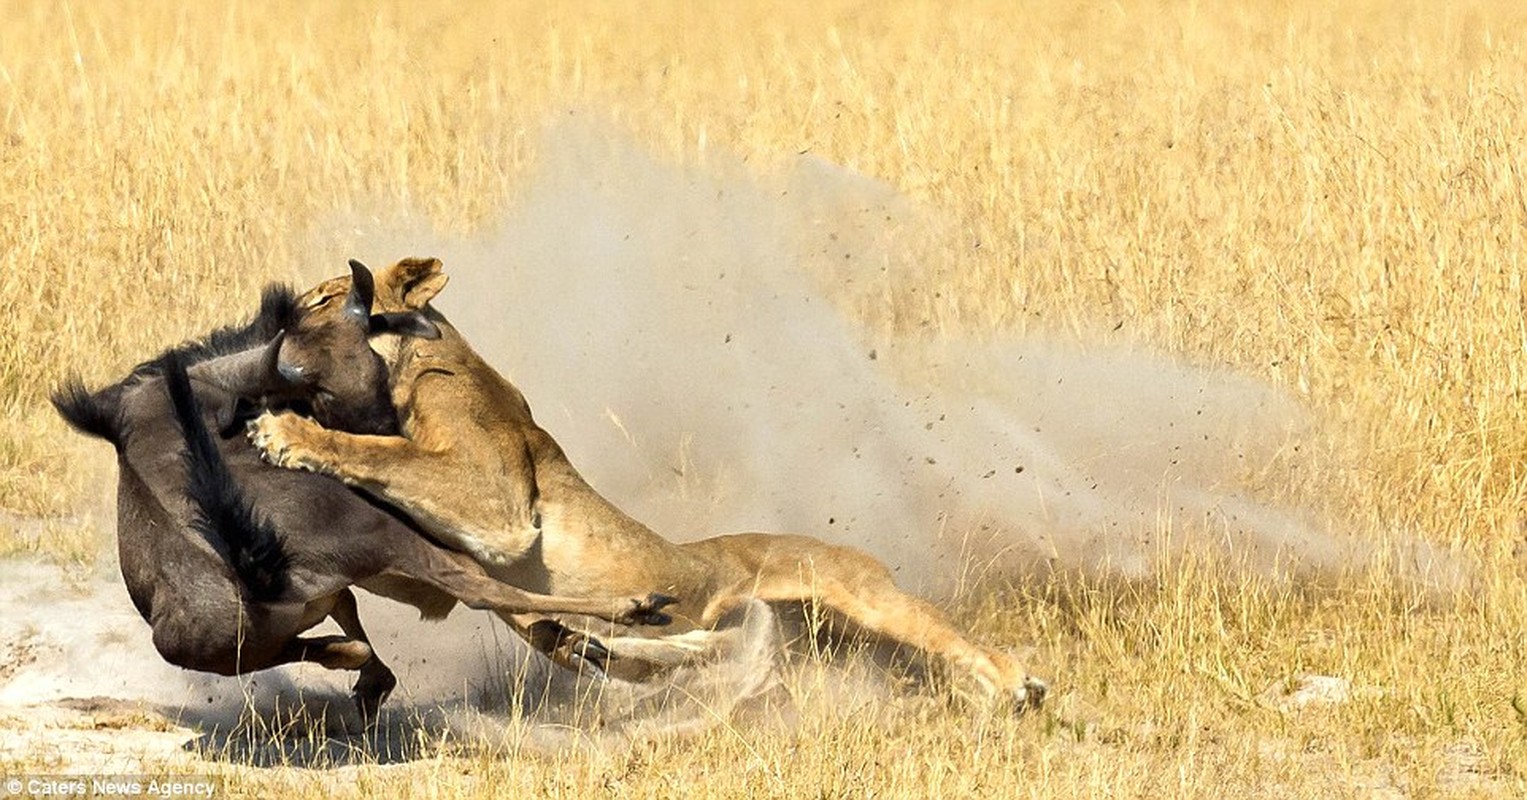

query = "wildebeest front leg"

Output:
[[272, 635, 377, 680], [389, 543, 677, 627], [327, 588, 397, 723]]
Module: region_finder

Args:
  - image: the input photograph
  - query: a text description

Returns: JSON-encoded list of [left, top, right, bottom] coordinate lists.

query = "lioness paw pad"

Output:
[[246, 412, 320, 472]]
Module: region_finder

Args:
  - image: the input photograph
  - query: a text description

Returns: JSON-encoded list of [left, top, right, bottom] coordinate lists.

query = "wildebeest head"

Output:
[[265, 260, 439, 434]]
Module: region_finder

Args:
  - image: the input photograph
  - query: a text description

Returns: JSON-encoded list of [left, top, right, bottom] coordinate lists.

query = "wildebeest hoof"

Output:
[[527, 619, 613, 676], [624, 593, 678, 626], [1014, 676, 1048, 713], [566, 646, 611, 681], [562, 631, 612, 675], [353, 666, 398, 725]]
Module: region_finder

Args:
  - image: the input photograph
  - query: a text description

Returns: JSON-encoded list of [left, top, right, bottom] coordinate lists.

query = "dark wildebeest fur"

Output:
[[52, 270, 674, 722]]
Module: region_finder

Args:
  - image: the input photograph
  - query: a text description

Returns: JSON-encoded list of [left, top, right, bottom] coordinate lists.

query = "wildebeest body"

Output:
[[54, 277, 673, 720]]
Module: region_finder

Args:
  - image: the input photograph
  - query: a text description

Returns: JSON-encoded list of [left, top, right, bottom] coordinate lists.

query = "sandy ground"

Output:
[[0, 551, 795, 778], [0, 552, 1510, 798], [0, 555, 448, 772]]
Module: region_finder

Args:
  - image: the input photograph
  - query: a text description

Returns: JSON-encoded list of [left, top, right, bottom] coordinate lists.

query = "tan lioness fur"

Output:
[[250, 257, 1046, 708]]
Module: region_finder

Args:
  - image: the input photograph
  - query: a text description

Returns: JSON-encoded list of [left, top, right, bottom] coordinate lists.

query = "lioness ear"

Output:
[[387, 257, 449, 310], [369, 312, 441, 340], [405, 272, 448, 309]]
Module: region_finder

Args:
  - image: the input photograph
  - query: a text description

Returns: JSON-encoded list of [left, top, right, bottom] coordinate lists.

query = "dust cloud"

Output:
[[326, 119, 1456, 593]]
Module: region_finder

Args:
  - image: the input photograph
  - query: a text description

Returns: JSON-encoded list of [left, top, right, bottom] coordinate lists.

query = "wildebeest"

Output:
[[52, 267, 676, 721]]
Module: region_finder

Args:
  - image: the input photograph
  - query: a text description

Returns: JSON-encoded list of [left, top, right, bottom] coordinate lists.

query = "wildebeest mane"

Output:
[[162, 349, 291, 600], [136, 283, 298, 378], [51, 284, 298, 448]]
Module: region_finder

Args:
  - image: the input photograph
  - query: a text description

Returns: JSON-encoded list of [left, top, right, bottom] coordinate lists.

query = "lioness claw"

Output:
[[246, 412, 321, 473]]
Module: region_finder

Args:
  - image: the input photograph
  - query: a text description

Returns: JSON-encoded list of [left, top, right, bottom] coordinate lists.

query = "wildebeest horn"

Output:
[[263, 330, 293, 386], [345, 259, 375, 323], [185, 331, 290, 396]]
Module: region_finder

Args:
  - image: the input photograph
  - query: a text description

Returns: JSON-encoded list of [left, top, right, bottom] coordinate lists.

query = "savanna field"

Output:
[[3, 1, 1527, 796]]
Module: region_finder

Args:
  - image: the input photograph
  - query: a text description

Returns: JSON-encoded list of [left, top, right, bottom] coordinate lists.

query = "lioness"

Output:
[[251, 257, 1047, 709]]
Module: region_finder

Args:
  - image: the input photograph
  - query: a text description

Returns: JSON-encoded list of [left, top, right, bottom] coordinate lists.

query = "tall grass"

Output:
[[3, 0, 1526, 795]]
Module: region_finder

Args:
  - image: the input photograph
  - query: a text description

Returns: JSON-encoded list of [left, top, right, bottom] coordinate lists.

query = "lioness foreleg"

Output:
[[247, 410, 437, 488], [248, 410, 542, 563]]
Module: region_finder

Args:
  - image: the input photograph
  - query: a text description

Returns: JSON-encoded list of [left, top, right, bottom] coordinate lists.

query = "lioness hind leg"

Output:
[[595, 629, 725, 666], [505, 621, 731, 677], [744, 547, 1046, 711]]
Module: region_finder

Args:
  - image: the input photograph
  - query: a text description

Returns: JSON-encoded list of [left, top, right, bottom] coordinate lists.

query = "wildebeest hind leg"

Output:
[[267, 633, 385, 724], [327, 588, 398, 723], [499, 612, 613, 678]]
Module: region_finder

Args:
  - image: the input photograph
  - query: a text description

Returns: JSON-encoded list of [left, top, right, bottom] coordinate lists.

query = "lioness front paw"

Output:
[[247, 411, 325, 473]]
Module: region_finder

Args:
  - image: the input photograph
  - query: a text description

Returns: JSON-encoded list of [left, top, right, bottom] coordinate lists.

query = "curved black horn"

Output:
[[262, 329, 288, 385], [344, 259, 376, 322]]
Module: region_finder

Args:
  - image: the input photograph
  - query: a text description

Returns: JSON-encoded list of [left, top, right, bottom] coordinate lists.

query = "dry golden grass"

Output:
[[4, 0, 1527, 796]]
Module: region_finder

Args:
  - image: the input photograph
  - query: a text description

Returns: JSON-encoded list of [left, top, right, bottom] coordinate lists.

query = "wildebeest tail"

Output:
[[51, 380, 126, 448], [162, 352, 290, 600]]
